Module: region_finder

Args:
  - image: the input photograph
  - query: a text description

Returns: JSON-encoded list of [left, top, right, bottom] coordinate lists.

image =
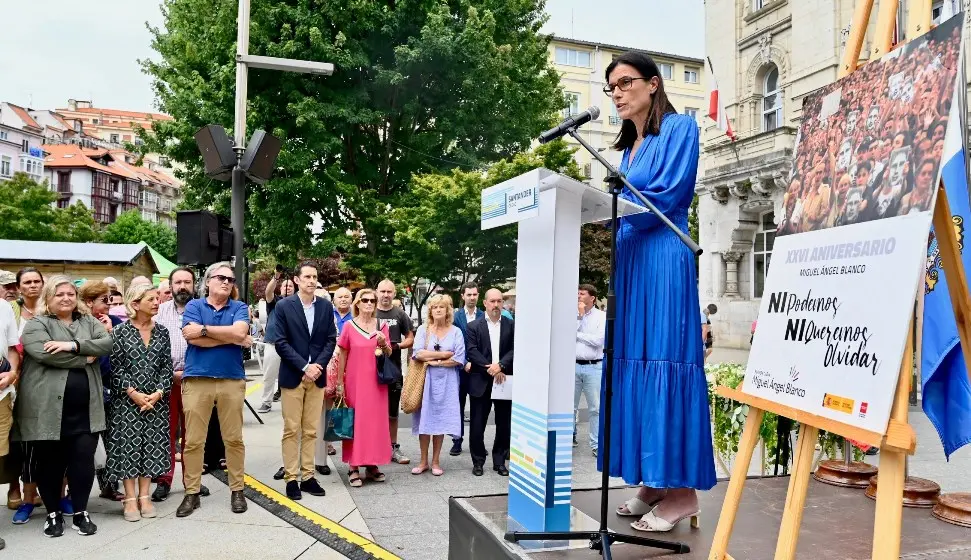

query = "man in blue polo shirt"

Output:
[[176, 262, 252, 518]]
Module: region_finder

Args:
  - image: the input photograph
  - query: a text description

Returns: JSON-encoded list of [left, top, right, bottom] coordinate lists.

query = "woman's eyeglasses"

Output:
[[97, 296, 110, 304], [360, 298, 376, 304], [603, 76, 650, 96], [211, 274, 236, 284]]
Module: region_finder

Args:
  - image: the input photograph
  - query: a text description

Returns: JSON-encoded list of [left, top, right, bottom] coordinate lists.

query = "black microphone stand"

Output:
[[504, 127, 702, 557]]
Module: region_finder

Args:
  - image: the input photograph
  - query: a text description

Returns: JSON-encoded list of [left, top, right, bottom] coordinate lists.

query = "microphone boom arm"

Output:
[[566, 127, 703, 256]]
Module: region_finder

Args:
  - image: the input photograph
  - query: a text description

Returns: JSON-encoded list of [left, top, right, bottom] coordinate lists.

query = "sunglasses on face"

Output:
[[603, 76, 650, 96], [98, 296, 110, 304], [360, 298, 376, 304], [212, 274, 236, 284]]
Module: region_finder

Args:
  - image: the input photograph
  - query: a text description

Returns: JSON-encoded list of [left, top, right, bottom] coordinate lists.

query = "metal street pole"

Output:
[[228, 0, 332, 301], [232, 0, 251, 298]]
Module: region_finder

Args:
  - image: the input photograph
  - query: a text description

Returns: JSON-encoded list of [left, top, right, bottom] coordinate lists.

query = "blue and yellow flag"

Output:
[[921, 78, 971, 459]]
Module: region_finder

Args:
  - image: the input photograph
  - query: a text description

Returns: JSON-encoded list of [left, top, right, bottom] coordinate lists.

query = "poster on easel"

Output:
[[743, 14, 965, 437]]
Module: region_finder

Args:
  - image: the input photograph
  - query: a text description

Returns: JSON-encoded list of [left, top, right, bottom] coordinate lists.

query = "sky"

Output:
[[0, 0, 705, 114]]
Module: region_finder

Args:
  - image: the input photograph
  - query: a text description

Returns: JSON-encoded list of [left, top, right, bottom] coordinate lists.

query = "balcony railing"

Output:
[[609, 116, 623, 126]]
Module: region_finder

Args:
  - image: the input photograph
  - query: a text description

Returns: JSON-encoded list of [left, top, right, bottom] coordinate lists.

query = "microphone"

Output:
[[538, 106, 601, 144]]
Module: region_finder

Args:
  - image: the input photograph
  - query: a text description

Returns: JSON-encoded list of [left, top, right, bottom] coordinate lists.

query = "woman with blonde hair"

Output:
[[409, 294, 464, 476], [105, 283, 172, 521], [336, 288, 392, 487], [17, 275, 111, 537]]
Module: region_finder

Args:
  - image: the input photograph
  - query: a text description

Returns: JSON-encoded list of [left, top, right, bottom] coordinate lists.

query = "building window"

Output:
[[658, 63, 673, 80], [21, 140, 29, 153], [563, 92, 581, 117], [753, 211, 775, 298], [20, 156, 42, 178], [684, 107, 700, 128], [932, 1, 944, 24], [0, 130, 7, 141], [684, 67, 699, 84], [753, 0, 766, 11], [0, 156, 10, 177], [762, 65, 783, 132], [609, 104, 622, 126], [110, 134, 120, 144], [554, 47, 591, 68], [159, 156, 170, 167]]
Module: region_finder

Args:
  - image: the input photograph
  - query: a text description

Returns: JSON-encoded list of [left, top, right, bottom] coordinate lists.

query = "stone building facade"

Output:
[[698, 0, 968, 349]]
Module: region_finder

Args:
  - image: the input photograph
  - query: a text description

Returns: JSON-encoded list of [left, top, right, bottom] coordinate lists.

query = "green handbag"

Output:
[[324, 395, 354, 441]]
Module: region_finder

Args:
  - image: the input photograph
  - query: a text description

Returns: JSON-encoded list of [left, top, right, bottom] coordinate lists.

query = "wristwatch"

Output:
[[201, 325, 208, 337]]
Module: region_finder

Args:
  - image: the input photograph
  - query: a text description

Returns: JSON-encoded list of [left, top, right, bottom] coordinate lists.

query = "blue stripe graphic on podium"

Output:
[[508, 403, 573, 532]]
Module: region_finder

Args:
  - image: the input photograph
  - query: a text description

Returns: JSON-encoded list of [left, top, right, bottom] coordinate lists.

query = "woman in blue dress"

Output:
[[599, 52, 716, 533]]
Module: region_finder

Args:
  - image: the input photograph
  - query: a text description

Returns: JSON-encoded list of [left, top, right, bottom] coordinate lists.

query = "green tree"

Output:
[[102, 210, 178, 262], [0, 173, 101, 242], [391, 140, 585, 315], [142, 0, 563, 274], [54, 201, 100, 243]]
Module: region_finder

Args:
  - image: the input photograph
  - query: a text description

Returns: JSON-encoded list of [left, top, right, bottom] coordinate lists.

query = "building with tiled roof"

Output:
[[0, 102, 46, 183], [43, 144, 140, 224]]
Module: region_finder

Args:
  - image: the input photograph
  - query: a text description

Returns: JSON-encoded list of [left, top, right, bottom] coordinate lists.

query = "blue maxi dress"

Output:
[[597, 113, 717, 490]]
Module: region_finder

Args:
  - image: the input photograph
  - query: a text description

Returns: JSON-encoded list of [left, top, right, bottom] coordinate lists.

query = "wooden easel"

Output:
[[708, 1, 971, 558]]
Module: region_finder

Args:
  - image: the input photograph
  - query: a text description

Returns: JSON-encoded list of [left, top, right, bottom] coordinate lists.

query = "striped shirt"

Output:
[[156, 299, 188, 372]]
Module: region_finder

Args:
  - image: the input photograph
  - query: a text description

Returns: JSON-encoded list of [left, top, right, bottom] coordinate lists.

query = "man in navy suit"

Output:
[[465, 288, 514, 476], [450, 282, 483, 456], [272, 263, 337, 500]]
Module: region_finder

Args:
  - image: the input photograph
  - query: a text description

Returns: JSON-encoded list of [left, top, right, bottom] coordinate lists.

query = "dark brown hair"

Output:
[[578, 284, 598, 298], [606, 51, 677, 150]]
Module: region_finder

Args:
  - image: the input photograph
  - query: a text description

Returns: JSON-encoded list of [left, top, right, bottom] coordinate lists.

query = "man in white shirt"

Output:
[[575, 284, 605, 456], [0, 298, 20, 547]]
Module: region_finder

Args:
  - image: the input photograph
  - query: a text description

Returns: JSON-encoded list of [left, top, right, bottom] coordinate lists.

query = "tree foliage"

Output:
[[389, 140, 585, 313], [0, 173, 100, 243], [142, 0, 563, 272], [101, 210, 178, 262]]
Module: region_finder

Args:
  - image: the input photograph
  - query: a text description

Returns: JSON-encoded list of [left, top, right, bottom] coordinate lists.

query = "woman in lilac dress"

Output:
[[410, 294, 465, 476]]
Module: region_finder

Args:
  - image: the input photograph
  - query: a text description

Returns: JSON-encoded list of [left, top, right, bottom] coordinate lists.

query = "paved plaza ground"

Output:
[[0, 350, 968, 559]]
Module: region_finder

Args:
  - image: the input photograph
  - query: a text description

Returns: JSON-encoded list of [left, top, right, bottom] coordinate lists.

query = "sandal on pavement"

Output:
[[348, 470, 363, 488], [431, 467, 444, 476], [138, 496, 157, 518], [630, 510, 700, 533], [122, 498, 140, 522], [366, 467, 386, 482], [616, 496, 654, 517], [411, 465, 429, 475]]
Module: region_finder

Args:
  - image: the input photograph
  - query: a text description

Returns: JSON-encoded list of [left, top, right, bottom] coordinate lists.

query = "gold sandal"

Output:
[[122, 498, 141, 522]]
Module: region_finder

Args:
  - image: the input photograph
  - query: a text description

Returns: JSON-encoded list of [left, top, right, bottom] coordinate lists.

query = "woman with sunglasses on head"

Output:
[[335, 288, 392, 487], [78, 281, 125, 502], [409, 294, 464, 476], [600, 52, 715, 533]]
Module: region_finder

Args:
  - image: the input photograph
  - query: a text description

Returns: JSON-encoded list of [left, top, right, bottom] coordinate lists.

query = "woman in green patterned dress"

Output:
[[105, 283, 172, 522]]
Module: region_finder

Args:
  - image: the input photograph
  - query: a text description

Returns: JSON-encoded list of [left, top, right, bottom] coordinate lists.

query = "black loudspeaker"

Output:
[[218, 226, 234, 261], [177, 210, 221, 265], [239, 129, 281, 184], [194, 125, 236, 181]]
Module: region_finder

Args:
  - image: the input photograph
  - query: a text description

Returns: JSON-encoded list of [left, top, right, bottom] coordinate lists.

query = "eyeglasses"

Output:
[[603, 76, 650, 96], [98, 296, 110, 304], [211, 274, 236, 284], [360, 298, 376, 304]]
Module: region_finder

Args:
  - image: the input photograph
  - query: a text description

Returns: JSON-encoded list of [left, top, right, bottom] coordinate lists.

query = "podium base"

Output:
[[812, 459, 877, 488], [932, 493, 971, 527], [864, 475, 941, 508]]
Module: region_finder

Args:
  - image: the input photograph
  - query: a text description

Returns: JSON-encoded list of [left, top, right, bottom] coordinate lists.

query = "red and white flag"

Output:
[[706, 57, 736, 141]]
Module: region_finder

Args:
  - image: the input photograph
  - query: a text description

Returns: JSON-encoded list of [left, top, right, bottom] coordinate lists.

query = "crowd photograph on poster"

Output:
[[777, 19, 962, 236]]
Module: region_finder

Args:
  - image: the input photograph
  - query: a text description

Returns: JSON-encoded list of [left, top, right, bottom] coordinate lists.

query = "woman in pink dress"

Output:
[[336, 288, 392, 487]]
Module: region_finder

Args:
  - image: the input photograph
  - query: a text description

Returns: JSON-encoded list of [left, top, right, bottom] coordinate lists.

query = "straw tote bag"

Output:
[[400, 336, 428, 414]]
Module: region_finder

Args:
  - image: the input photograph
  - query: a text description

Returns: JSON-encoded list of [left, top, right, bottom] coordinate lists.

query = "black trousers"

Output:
[[469, 395, 511, 468], [34, 432, 98, 514], [454, 377, 468, 445]]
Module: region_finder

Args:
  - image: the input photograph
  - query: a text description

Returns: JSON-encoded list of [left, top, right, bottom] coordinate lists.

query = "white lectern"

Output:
[[480, 168, 645, 533]]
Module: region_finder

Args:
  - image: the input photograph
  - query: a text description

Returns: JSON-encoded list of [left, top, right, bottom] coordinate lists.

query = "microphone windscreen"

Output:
[[586, 106, 601, 120]]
